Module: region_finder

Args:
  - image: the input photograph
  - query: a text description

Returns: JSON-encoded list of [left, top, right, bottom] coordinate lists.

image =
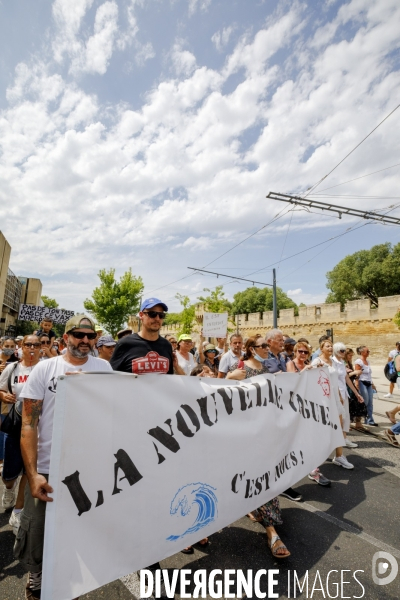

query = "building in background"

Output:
[[0, 231, 42, 337]]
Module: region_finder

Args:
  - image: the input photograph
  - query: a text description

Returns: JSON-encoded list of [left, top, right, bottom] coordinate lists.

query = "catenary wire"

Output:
[[302, 103, 400, 198], [312, 162, 400, 194]]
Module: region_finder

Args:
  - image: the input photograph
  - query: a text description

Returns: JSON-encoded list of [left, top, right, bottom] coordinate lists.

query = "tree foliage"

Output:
[[394, 310, 400, 330], [326, 243, 400, 307], [197, 286, 232, 313], [231, 286, 298, 315], [83, 268, 144, 337]]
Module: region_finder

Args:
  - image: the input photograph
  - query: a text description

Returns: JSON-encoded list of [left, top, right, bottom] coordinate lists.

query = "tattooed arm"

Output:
[[20, 398, 53, 502]]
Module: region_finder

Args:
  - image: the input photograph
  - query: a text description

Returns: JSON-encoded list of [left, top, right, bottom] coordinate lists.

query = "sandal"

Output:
[[269, 535, 291, 559], [181, 546, 194, 554], [379, 430, 400, 448]]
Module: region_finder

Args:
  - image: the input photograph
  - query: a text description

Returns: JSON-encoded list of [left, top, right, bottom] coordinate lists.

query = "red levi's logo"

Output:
[[132, 351, 169, 375]]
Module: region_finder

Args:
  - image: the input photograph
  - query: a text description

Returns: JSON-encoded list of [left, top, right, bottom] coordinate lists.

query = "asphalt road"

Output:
[[1, 364, 399, 600]]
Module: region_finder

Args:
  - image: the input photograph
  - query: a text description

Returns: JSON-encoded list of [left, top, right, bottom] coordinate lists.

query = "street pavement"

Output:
[[1, 363, 399, 599]]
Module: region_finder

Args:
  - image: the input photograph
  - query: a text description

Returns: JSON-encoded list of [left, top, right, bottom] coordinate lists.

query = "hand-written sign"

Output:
[[18, 304, 74, 324], [41, 368, 344, 600], [202, 312, 228, 337]]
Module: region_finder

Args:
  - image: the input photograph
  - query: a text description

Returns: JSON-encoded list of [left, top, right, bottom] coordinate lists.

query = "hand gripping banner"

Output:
[[42, 369, 343, 600]]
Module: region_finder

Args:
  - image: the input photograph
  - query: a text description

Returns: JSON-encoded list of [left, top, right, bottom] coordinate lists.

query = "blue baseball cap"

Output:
[[140, 297, 168, 312]]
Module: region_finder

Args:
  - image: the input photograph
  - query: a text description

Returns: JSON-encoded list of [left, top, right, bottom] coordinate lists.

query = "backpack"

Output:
[[384, 354, 399, 383]]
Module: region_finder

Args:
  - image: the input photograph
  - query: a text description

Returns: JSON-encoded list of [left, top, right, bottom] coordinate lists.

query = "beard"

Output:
[[67, 341, 92, 358]]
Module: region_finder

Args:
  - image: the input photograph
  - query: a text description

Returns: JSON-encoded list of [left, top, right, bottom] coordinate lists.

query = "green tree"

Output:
[[326, 243, 400, 307], [231, 286, 298, 315], [394, 310, 400, 329], [197, 286, 232, 313], [41, 295, 58, 309], [175, 294, 195, 335], [84, 268, 144, 337]]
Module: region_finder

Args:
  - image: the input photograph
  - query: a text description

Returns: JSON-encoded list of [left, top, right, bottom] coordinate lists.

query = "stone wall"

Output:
[[232, 295, 400, 359]]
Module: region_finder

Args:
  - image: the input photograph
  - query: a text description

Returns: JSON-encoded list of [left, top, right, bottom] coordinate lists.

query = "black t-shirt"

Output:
[[110, 333, 174, 375], [34, 328, 56, 340]]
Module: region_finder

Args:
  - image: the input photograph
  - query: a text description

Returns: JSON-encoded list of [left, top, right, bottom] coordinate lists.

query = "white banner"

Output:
[[42, 369, 343, 600], [18, 304, 74, 324], [202, 312, 228, 337]]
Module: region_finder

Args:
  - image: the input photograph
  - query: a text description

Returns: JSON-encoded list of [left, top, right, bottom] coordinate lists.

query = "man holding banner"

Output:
[[15, 315, 112, 600]]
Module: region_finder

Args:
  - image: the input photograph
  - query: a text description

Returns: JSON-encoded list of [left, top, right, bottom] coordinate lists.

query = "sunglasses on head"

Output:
[[24, 342, 41, 348], [143, 311, 166, 319], [255, 343, 268, 349], [69, 331, 97, 340]]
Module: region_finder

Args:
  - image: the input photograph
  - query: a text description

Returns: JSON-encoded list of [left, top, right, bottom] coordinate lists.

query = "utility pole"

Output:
[[266, 192, 400, 225], [187, 267, 278, 329]]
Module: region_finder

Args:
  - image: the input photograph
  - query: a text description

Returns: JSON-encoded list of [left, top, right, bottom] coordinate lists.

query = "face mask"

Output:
[[2, 348, 15, 356], [252, 351, 264, 362]]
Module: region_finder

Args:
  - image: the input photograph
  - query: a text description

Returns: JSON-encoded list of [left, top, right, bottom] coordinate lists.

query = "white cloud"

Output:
[[170, 40, 197, 76], [135, 41, 155, 66], [188, 0, 212, 17], [1, 0, 400, 312], [287, 289, 327, 305], [211, 25, 235, 51]]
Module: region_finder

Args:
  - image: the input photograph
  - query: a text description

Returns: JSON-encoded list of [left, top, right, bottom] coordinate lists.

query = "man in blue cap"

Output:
[[111, 297, 184, 375], [110, 299, 184, 598]]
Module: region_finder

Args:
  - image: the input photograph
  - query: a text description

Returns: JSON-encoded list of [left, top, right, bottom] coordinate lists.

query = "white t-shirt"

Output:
[[332, 356, 348, 399], [389, 349, 399, 359], [21, 355, 112, 474], [218, 349, 243, 374], [0, 362, 36, 415], [176, 351, 196, 376], [354, 358, 372, 382]]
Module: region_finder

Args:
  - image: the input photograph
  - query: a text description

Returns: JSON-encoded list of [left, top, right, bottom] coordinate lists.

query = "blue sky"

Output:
[[0, 0, 399, 313]]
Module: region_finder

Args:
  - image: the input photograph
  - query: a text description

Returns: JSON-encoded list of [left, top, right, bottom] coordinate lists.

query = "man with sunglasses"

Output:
[[111, 298, 184, 375], [110, 298, 183, 599], [16, 315, 112, 600]]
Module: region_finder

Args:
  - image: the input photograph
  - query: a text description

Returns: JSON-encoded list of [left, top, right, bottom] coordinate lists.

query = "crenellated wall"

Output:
[[230, 295, 400, 358]]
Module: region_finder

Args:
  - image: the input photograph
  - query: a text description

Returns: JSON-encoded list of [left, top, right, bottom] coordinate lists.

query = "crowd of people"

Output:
[[0, 298, 399, 599]]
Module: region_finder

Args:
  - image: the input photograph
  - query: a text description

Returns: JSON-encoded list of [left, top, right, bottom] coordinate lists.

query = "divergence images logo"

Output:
[[167, 483, 218, 541], [372, 551, 398, 586]]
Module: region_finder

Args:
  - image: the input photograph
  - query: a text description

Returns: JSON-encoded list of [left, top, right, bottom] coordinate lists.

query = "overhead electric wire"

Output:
[[303, 103, 400, 198], [201, 205, 291, 269], [314, 162, 400, 193]]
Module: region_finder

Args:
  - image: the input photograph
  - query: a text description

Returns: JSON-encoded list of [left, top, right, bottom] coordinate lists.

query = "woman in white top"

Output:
[[311, 340, 354, 470], [0, 335, 41, 534], [332, 342, 364, 448], [354, 346, 377, 426], [176, 334, 196, 376]]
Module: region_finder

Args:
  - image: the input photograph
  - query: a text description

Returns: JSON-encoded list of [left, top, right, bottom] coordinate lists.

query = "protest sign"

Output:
[[18, 304, 74, 324], [42, 368, 343, 600], [202, 311, 228, 337]]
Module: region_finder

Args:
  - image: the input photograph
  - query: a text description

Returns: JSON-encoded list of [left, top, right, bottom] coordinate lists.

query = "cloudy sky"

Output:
[[1, 0, 399, 314]]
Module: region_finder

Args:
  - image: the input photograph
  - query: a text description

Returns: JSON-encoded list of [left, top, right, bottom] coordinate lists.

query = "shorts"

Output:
[[14, 475, 48, 572], [2, 432, 24, 481]]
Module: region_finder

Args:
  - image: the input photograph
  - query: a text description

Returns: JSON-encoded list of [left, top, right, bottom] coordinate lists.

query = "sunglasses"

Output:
[[297, 350, 309, 354], [170, 340, 177, 344], [255, 343, 268, 349], [24, 343, 41, 349], [338, 349, 346, 353], [143, 311, 166, 319], [69, 331, 97, 340], [41, 340, 51, 345]]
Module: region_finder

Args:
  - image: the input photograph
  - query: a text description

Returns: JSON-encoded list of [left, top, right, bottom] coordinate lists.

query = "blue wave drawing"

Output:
[[166, 482, 218, 541]]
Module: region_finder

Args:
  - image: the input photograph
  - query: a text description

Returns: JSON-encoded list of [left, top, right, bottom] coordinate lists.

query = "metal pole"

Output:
[[273, 268, 277, 328]]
